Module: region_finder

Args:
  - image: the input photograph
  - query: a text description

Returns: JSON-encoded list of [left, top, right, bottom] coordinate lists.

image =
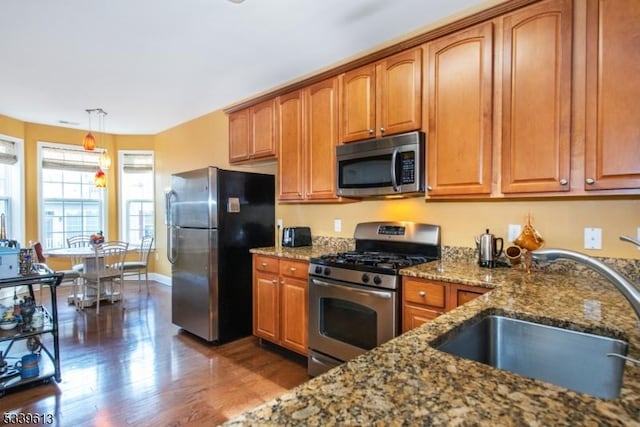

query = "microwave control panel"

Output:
[[399, 151, 416, 184]]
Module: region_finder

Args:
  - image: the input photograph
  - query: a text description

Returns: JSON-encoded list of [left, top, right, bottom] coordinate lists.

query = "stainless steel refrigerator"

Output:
[[166, 167, 275, 343]]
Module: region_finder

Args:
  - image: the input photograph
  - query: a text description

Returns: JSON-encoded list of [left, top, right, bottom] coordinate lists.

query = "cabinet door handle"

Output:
[[585, 178, 595, 185], [368, 129, 374, 134], [427, 186, 433, 192], [261, 262, 268, 267], [271, 279, 278, 284], [418, 291, 426, 297], [559, 179, 568, 186], [380, 127, 386, 133]]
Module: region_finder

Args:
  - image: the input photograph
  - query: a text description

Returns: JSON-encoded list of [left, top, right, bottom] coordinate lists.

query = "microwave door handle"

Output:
[[390, 149, 399, 192]]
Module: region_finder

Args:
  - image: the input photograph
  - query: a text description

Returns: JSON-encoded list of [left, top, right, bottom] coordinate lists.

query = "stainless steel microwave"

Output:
[[336, 131, 425, 197]]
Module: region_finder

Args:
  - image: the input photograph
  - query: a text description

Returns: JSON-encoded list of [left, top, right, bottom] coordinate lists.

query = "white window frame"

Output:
[[0, 134, 25, 243], [118, 150, 155, 245], [37, 141, 108, 250]]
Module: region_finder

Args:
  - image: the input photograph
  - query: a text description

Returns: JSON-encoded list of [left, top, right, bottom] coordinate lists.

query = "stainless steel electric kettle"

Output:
[[475, 229, 504, 268]]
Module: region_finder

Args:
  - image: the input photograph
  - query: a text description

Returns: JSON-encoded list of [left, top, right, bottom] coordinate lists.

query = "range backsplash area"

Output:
[[311, 236, 640, 283]]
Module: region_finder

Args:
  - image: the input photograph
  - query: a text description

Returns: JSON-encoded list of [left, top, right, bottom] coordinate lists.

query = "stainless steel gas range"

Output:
[[307, 221, 441, 376]]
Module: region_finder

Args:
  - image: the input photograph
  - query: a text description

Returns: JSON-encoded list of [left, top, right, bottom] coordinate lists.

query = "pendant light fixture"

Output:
[[82, 109, 97, 151], [84, 108, 109, 188], [94, 167, 107, 188]]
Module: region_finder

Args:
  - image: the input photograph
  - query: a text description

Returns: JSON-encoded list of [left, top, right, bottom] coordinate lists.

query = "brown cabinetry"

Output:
[[425, 22, 494, 196], [252, 254, 308, 355], [277, 77, 341, 202], [402, 277, 490, 332], [228, 99, 277, 164], [402, 277, 447, 333], [341, 48, 422, 143], [584, 0, 640, 191], [500, 0, 573, 194], [449, 283, 490, 308]]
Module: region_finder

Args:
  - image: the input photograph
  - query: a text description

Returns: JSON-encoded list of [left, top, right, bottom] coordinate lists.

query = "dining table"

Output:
[[44, 245, 135, 308]]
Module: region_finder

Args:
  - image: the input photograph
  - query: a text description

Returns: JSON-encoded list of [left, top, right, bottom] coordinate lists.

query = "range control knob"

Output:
[[314, 266, 323, 275], [323, 267, 331, 276], [361, 273, 370, 283], [373, 276, 382, 285]]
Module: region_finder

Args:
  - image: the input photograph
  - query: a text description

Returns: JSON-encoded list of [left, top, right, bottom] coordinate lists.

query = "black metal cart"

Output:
[[0, 270, 63, 395]]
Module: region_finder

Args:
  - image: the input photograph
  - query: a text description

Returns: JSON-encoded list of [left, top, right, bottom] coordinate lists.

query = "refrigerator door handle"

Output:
[[165, 190, 178, 264], [165, 189, 176, 226]]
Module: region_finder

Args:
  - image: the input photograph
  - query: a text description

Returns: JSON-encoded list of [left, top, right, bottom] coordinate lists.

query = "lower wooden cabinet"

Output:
[[402, 277, 490, 332], [402, 278, 447, 333], [252, 254, 308, 355]]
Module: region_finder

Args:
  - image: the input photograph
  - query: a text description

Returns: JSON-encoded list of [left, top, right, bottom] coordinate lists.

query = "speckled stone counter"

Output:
[[232, 252, 640, 425]]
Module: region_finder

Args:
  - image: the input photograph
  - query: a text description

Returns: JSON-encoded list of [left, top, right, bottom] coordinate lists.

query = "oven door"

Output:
[[308, 276, 399, 364]]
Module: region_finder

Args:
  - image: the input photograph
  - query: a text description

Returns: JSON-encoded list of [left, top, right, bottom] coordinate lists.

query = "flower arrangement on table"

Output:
[[90, 231, 105, 245]]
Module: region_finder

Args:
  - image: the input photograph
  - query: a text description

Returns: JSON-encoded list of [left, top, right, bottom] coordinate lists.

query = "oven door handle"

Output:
[[311, 278, 392, 300]]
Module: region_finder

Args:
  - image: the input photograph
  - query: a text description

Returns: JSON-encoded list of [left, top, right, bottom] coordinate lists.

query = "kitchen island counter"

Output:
[[227, 259, 640, 425]]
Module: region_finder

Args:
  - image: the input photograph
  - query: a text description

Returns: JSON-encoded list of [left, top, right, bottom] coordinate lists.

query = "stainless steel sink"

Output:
[[432, 314, 629, 399]]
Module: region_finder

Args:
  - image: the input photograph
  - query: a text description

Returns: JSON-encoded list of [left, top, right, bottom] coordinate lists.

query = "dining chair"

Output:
[[120, 236, 154, 295], [66, 235, 93, 272], [79, 241, 128, 314], [32, 241, 82, 305]]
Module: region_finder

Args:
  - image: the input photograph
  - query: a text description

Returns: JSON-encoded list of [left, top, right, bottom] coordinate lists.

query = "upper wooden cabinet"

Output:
[[341, 48, 422, 143], [278, 77, 341, 202], [584, 0, 640, 191], [501, 0, 573, 194], [228, 99, 277, 164], [426, 22, 494, 196]]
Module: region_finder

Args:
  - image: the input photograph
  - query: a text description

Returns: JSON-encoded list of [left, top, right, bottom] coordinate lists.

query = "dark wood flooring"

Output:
[[0, 282, 310, 426]]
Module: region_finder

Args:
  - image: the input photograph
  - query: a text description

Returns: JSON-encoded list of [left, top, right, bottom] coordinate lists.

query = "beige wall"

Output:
[[0, 114, 154, 271], [150, 110, 640, 279], [2, 108, 638, 280]]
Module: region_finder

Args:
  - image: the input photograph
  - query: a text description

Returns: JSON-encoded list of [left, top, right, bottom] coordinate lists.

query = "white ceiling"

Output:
[[0, 0, 490, 135]]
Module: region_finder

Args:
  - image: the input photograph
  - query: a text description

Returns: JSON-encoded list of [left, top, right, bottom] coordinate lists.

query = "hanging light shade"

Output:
[[99, 149, 111, 169], [95, 167, 107, 188], [82, 132, 96, 151], [83, 109, 97, 151]]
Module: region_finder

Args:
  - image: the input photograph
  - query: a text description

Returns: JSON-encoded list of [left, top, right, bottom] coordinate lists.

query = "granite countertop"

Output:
[[234, 247, 640, 425]]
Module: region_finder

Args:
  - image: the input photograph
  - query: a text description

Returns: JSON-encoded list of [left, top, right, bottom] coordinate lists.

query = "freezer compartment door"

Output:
[[171, 227, 218, 341], [170, 167, 218, 229]]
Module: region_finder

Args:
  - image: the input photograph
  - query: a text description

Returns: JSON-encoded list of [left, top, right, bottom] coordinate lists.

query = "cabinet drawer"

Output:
[[280, 259, 308, 280], [403, 303, 442, 333], [403, 279, 446, 309], [254, 255, 279, 274]]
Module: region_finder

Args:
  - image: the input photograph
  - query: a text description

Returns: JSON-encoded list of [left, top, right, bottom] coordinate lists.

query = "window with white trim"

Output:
[[0, 136, 24, 242], [38, 143, 106, 249], [118, 151, 154, 244]]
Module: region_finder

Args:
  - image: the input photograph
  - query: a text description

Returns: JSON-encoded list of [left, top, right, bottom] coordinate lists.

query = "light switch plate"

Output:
[[584, 227, 602, 250], [334, 218, 342, 232]]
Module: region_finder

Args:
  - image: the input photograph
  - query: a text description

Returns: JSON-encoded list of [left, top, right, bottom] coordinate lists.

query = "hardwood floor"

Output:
[[0, 282, 310, 426]]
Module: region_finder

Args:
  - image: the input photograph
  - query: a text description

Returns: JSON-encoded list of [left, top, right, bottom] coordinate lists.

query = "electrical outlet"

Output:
[[508, 224, 521, 242], [334, 218, 342, 232], [277, 219, 283, 228], [584, 227, 602, 250]]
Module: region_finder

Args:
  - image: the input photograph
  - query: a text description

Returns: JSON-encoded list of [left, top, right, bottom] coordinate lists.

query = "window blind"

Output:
[[122, 152, 153, 173], [41, 145, 101, 173], [0, 139, 17, 165]]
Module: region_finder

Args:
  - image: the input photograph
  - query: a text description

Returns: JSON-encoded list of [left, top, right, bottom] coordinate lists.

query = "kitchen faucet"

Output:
[[531, 238, 640, 322]]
